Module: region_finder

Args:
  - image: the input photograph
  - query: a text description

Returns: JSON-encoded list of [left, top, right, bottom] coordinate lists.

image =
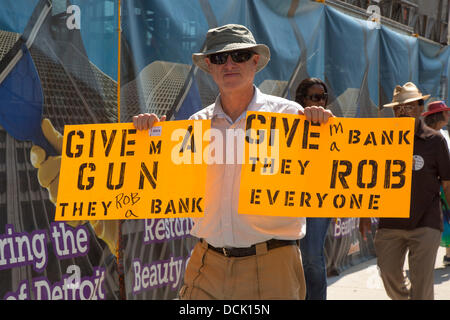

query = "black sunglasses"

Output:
[[208, 50, 255, 65], [393, 99, 424, 111], [305, 93, 328, 102], [393, 104, 415, 112]]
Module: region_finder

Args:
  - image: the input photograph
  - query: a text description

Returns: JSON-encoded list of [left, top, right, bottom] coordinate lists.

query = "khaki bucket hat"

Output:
[[383, 82, 430, 107], [192, 24, 270, 74]]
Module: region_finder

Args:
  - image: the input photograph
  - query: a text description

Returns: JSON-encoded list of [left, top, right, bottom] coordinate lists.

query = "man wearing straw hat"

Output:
[[133, 24, 333, 299], [360, 82, 450, 300]]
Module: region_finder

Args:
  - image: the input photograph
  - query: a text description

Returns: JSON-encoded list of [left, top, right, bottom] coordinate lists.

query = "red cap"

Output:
[[422, 101, 450, 117]]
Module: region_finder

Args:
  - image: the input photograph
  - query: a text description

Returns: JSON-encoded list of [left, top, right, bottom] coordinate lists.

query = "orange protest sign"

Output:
[[55, 120, 210, 221], [238, 111, 414, 218]]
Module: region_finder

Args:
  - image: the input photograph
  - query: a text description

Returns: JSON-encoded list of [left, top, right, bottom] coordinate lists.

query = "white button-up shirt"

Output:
[[189, 87, 306, 248]]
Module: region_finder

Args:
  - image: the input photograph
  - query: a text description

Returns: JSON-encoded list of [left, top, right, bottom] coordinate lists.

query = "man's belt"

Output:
[[207, 239, 299, 257]]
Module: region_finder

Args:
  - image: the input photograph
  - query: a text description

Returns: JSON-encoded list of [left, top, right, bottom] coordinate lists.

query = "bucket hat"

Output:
[[383, 82, 430, 107], [422, 100, 450, 117], [192, 24, 270, 74]]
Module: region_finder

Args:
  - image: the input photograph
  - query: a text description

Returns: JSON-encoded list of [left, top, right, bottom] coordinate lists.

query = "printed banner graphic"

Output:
[[56, 120, 210, 221], [239, 112, 414, 218]]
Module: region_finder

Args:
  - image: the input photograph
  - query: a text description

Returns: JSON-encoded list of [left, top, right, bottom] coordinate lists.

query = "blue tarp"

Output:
[[120, 0, 448, 122]]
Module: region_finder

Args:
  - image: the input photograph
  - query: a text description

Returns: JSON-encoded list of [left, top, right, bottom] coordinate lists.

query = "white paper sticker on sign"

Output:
[[150, 126, 162, 137]]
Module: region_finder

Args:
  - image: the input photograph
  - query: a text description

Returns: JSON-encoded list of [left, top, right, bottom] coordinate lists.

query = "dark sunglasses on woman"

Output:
[[305, 93, 328, 102], [208, 50, 254, 65]]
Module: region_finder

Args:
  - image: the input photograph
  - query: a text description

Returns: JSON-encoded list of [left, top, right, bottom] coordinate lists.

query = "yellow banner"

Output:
[[238, 112, 414, 218], [55, 120, 210, 221]]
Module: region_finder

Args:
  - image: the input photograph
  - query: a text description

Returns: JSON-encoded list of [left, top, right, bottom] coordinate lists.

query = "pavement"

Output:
[[327, 246, 450, 300]]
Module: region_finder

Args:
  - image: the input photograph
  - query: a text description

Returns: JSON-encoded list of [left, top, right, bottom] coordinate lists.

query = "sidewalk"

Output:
[[327, 246, 450, 300]]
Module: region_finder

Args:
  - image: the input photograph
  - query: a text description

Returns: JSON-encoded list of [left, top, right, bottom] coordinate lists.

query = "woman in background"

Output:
[[295, 78, 332, 300], [423, 100, 450, 266]]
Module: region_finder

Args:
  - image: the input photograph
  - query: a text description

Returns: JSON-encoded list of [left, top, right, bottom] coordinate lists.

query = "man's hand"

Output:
[[133, 113, 166, 130], [359, 217, 372, 241], [300, 106, 334, 124]]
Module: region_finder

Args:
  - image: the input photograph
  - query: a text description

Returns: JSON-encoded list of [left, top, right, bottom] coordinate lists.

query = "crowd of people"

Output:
[[133, 24, 450, 300]]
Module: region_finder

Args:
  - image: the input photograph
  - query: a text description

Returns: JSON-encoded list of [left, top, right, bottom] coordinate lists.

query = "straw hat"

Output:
[[192, 24, 270, 74], [383, 82, 430, 107], [422, 100, 450, 117]]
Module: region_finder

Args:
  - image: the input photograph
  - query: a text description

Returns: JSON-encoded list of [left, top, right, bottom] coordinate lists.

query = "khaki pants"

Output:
[[374, 227, 441, 300], [179, 240, 306, 300]]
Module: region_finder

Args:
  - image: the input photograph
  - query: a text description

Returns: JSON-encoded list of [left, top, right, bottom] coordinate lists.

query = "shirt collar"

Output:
[[212, 86, 267, 124], [415, 117, 435, 140]]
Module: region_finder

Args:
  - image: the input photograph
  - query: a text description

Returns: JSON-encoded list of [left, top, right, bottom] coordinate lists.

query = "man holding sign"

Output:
[[133, 24, 333, 300], [360, 82, 450, 300]]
